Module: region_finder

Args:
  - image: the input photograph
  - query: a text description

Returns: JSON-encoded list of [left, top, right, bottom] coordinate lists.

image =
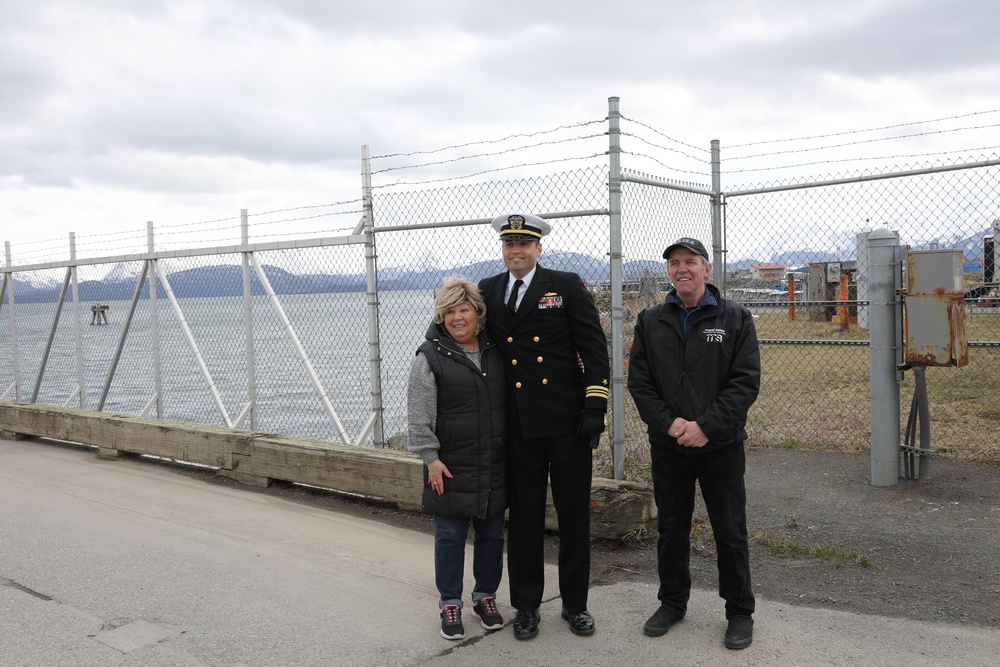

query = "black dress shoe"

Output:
[[643, 605, 685, 637], [724, 615, 753, 650], [561, 607, 596, 636], [512, 608, 540, 640]]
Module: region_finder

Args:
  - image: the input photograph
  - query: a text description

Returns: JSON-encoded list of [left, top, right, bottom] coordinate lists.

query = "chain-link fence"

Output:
[[370, 168, 611, 447], [611, 158, 999, 482], [722, 161, 1000, 469], [0, 239, 379, 446], [3, 104, 998, 485]]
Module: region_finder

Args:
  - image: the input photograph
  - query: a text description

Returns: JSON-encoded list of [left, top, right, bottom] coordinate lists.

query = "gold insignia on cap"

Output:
[[508, 215, 525, 230]]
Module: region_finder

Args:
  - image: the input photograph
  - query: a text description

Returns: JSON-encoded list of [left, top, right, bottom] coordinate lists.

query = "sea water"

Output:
[[0, 290, 438, 446]]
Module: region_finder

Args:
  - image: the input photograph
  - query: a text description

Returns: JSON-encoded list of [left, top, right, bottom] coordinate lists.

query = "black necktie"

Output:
[[507, 279, 523, 313]]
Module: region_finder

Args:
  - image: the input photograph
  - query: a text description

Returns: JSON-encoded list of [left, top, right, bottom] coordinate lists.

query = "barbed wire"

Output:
[[372, 133, 606, 174], [246, 220, 364, 239], [57, 202, 365, 251], [620, 132, 710, 165], [371, 153, 606, 189], [4, 247, 67, 266], [723, 145, 1000, 174], [4, 232, 145, 267], [144, 203, 363, 240], [125, 209, 364, 237], [2, 211, 367, 265], [1, 230, 147, 265], [728, 108, 1000, 149], [61, 202, 365, 239], [619, 116, 709, 154], [151, 214, 242, 230], [619, 151, 711, 177], [370, 119, 606, 160], [246, 200, 363, 217], [8, 109, 999, 265], [727, 122, 1000, 162], [130, 210, 365, 245], [73, 230, 149, 247], [247, 209, 364, 229], [2, 235, 69, 249]]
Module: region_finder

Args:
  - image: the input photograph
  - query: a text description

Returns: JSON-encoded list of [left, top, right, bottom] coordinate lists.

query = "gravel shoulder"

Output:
[[225, 447, 1000, 628], [590, 448, 1000, 628]]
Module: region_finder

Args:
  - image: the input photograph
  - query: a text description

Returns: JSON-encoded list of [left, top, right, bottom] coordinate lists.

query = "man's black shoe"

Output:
[[512, 608, 540, 640], [724, 615, 753, 650], [561, 607, 596, 636], [643, 605, 684, 637]]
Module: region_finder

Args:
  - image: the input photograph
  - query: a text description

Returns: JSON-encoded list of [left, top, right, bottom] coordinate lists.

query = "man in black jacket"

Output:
[[627, 237, 760, 650], [479, 212, 609, 640]]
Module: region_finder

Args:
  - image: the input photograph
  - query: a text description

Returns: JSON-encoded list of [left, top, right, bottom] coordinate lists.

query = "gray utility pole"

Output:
[[866, 229, 902, 487]]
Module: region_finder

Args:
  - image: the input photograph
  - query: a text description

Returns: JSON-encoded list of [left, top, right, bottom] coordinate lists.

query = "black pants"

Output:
[[651, 443, 755, 618], [506, 430, 593, 614]]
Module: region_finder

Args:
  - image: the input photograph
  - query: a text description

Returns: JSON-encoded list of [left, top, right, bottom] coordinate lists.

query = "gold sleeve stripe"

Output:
[[586, 385, 610, 398]]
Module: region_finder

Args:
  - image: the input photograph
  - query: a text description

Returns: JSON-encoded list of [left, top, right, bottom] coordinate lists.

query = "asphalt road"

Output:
[[2, 436, 999, 667]]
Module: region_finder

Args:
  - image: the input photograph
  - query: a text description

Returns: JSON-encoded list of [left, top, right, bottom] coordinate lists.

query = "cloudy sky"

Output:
[[3, 0, 999, 265]]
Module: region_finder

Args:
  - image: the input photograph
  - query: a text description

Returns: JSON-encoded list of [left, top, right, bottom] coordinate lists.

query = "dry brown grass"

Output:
[[594, 309, 1000, 484]]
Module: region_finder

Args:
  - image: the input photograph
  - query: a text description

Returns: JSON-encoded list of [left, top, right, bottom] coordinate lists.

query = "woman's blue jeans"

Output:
[[434, 511, 505, 608]]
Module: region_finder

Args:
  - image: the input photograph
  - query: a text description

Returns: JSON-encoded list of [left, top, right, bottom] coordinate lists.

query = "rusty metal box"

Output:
[[904, 249, 968, 367]]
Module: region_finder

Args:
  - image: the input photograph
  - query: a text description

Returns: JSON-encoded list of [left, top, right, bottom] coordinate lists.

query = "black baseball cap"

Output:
[[663, 237, 709, 261]]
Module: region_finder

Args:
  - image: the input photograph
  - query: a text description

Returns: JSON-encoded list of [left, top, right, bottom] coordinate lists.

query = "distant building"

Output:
[[750, 262, 787, 280]]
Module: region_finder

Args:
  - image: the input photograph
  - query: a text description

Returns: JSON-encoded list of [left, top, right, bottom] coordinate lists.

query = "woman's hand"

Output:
[[427, 459, 453, 495]]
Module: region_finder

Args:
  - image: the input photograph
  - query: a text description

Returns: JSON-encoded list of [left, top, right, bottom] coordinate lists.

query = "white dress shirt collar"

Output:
[[506, 266, 536, 311]]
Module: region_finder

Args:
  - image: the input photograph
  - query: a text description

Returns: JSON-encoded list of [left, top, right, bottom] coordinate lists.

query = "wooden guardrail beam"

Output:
[[0, 401, 656, 540]]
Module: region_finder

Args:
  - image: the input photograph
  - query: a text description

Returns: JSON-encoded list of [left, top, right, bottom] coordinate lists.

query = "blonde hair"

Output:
[[433, 275, 487, 332]]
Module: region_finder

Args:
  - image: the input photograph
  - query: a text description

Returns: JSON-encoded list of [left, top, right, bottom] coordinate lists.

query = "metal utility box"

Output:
[[825, 262, 842, 282], [806, 261, 857, 322], [904, 249, 968, 367]]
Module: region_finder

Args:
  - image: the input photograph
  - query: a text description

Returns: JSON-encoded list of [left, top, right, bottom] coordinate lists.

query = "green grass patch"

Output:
[[751, 531, 874, 569]]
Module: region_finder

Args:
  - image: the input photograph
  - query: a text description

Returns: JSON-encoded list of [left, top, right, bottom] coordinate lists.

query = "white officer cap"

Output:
[[491, 212, 551, 241]]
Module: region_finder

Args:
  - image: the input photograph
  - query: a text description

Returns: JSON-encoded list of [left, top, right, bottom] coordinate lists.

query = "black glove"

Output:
[[577, 408, 606, 447]]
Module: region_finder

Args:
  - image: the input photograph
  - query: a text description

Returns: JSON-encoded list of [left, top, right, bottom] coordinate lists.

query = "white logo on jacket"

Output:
[[703, 328, 727, 343]]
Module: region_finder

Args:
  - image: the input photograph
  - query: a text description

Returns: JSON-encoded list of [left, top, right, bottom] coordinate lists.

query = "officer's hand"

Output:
[[577, 409, 606, 440]]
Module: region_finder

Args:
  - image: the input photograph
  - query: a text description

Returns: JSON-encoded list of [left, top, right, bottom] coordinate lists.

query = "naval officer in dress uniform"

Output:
[[478, 212, 610, 640]]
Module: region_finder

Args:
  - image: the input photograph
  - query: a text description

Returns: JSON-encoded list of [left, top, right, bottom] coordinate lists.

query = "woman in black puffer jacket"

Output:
[[407, 276, 507, 641]]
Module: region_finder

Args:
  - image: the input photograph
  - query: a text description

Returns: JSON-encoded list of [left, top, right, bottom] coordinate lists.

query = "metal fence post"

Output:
[[607, 96, 625, 480], [362, 145, 385, 448], [241, 209, 258, 430], [70, 232, 86, 409], [711, 140, 725, 292], [148, 221, 164, 418], [4, 241, 21, 401], [867, 228, 901, 486]]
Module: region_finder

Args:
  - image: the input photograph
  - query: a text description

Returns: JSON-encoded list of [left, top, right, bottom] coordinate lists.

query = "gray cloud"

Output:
[[1, 0, 999, 233]]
